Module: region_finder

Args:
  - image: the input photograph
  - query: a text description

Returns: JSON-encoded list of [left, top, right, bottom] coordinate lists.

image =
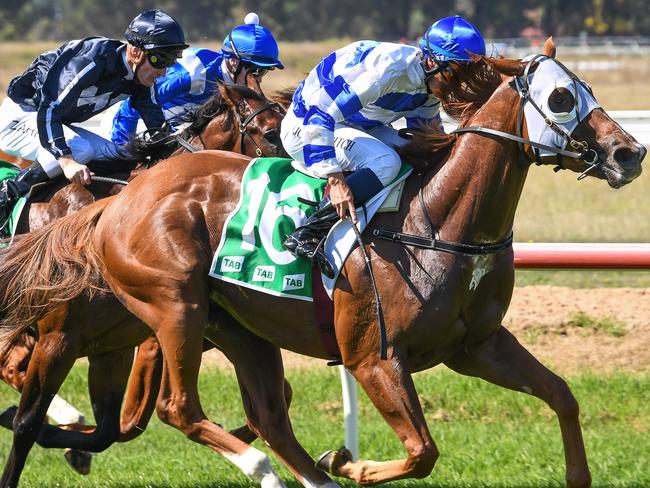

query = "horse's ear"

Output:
[[245, 72, 266, 98], [486, 57, 527, 77], [217, 81, 243, 108], [543, 37, 556, 58]]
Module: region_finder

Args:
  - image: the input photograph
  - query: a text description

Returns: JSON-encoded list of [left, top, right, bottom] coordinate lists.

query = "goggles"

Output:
[[146, 50, 180, 69], [244, 62, 273, 78]]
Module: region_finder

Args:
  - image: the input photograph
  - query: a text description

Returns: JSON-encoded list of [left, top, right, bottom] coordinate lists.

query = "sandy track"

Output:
[[203, 286, 650, 374]]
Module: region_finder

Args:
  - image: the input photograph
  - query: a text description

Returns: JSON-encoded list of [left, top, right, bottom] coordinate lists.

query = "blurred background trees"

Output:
[[1, 0, 649, 42]]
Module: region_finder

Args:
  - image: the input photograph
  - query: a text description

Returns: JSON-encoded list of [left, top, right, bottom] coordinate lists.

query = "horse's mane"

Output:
[[272, 86, 297, 109], [125, 82, 267, 164], [398, 56, 505, 172]]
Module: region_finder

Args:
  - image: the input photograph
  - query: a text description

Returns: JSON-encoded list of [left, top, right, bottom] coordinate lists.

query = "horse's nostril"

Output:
[[613, 146, 641, 166]]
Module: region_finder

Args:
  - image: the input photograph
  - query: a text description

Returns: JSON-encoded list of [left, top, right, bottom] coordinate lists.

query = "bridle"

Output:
[[374, 56, 603, 256], [173, 98, 284, 157], [454, 55, 602, 180], [237, 100, 284, 156]]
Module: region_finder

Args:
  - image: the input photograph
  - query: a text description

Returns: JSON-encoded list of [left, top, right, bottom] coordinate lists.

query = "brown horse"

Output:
[[0, 39, 646, 487], [0, 79, 287, 476]]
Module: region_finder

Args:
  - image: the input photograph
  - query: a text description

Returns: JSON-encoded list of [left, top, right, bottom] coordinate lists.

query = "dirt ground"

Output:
[[203, 286, 650, 374]]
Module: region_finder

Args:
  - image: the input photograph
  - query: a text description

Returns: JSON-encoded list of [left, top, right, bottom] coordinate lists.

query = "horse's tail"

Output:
[[0, 198, 111, 344]]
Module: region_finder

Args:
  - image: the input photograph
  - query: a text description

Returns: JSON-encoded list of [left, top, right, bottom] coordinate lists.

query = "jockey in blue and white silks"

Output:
[[281, 15, 486, 278], [110, 12, 283, 146], [0, 9, 188, 224]]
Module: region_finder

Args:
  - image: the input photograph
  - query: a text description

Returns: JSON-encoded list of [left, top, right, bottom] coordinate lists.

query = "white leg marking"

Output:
[[223, 447, 286, 488], [46, 394, 85, 425]]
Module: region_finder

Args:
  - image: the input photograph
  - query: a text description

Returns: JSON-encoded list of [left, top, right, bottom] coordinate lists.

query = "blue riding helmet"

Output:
[[222, 23, 284, 69], [420, 15, 486, 62], [125, 9, 189, 52]]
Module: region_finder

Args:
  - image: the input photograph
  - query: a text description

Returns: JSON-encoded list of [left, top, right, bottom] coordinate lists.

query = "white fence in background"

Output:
[[489, 36, 650, 58]]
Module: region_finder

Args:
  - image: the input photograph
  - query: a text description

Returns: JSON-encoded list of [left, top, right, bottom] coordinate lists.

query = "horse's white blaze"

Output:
[[223, 447, 286, 488], [46, 394, 85, 425], [469, 254, 497, 291]]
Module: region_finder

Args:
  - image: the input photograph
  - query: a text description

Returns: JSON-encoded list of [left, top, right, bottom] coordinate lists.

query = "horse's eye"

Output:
[[264, 129, 280, 142], [548, 88, 575, 114]]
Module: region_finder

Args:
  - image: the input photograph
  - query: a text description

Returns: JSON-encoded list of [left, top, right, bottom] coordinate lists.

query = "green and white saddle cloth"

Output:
[[0, 160, 27, 244], [209, 157, 412, 301]]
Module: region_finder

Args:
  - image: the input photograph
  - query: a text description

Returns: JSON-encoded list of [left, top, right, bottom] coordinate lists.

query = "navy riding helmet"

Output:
[[125, 9, 189, 54], [420, 15, 486, 62]]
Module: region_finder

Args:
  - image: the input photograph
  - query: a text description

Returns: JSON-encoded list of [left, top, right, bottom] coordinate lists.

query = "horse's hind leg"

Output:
[[0, 310, 80, 487], [205, 310, 336, 488], [36, 347, 134, 452], [445, 325, 591, 488], [0, 332, 93, 475]]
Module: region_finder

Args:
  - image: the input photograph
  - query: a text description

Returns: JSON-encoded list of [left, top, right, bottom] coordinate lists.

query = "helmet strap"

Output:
[[421, 54, 449, 81], [227, 58, 245, 80]]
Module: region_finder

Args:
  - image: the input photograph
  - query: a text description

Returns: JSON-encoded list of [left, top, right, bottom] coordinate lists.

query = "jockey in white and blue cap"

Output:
[[110, 12, 283, 146], [281, 15, 486, 277]]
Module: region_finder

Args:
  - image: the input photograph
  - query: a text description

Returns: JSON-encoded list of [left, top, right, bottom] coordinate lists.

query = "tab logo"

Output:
[[220, 256, 244, 273], [252, 265, 275, 282], [282, 273, 305, 291]]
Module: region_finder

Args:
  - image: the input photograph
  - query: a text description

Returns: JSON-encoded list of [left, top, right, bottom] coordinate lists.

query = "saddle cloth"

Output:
[[209, 157, 412, 301], [0, 160, 27, 243]]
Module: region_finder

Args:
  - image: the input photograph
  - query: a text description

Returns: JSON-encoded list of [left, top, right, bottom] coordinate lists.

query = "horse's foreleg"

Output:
[[119, 335, 163, 442], [37, 347, 133, 452], [0, 316, 79, 487], [445, 325, 591, 488], [328, 356, 439, 485], [206, 313, 335, 488], [125, 295, 286, 488]]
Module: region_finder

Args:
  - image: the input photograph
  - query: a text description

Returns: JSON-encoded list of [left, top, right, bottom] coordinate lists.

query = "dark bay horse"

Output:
[[0, 39, 645, 487]]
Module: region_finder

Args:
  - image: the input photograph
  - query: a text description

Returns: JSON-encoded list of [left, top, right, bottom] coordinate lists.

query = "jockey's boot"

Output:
[[0, 162, 49, 225], [284, 196, 339, 279]]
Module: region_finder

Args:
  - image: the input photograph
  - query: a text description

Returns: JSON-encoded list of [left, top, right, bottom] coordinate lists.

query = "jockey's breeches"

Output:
[[280, 110, 406, 186], [0, 97, 129, 177]]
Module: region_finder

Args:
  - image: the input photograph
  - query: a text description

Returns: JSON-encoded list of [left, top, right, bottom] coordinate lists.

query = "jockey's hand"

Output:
[[328, 173, 357, 224], [59, 156, 93, 186]]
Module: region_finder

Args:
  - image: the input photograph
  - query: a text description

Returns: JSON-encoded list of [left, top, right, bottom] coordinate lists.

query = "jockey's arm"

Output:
[[405, 107, 443, 133], [36, 55, 103, 160], [111, 99, 141, 146], [131, 87, 167, 134]]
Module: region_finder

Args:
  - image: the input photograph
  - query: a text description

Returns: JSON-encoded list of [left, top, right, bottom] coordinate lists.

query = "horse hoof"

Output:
[[0, 405, 17, 430], [315, 447, 353, 474], [64, 448, 92, 475]]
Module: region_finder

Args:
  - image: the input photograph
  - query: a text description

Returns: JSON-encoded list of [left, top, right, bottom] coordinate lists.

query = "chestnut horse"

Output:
[[0, 80, 287, 476], [0, 40, 646, 487]]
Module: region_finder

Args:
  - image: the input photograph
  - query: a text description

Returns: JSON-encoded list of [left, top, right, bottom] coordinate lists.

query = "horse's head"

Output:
[[215, 82, 288, 158], [492, 38, 645, 188]]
